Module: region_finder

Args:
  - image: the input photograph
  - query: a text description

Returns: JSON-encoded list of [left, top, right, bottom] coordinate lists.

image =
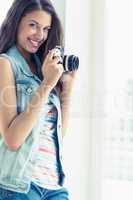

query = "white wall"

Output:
[[0, 1, 13, 24], [89, 0, 105, 200], [102, 0, 133, 200], [63, 0, 91, 200]]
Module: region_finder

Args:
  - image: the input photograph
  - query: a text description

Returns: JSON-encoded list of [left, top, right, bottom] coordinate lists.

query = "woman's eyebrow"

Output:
[[29, 20, 51, 28]]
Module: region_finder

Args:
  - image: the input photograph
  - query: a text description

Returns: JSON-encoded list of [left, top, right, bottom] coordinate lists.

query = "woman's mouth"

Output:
[[28, 38, 41, 48]]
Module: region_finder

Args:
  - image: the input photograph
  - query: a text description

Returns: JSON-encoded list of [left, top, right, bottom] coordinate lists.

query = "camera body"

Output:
[[52, 46, 79, 72]]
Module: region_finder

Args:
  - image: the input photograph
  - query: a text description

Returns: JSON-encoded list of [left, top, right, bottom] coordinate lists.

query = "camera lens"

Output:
[[63, 55, 79, 72]]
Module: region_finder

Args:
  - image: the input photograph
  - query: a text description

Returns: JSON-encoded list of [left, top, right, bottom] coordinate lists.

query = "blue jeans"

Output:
[[0, 182, 69, 200]]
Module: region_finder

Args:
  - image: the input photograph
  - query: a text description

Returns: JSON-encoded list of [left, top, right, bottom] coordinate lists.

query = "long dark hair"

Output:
[[0, 0, 64, 62]]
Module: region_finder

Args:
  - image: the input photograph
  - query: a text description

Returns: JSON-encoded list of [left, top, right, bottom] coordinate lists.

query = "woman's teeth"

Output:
[[29, 39, 39, 47]]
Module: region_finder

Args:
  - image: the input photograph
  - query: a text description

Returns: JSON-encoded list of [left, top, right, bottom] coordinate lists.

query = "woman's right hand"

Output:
[[41, 50, 64, 90]]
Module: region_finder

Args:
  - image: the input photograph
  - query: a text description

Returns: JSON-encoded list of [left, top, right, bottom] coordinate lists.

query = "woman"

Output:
[[0, 0, 77, 199]]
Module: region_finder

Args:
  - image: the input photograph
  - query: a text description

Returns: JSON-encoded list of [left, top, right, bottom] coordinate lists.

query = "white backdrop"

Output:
[[63, 0, 91, 200]]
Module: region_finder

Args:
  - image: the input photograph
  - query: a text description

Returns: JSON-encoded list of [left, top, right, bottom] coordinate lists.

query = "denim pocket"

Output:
[[16, 79, 37, 113]]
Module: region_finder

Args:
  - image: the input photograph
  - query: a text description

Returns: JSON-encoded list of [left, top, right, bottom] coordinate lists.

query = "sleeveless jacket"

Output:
[[0, 45, 65, 193]]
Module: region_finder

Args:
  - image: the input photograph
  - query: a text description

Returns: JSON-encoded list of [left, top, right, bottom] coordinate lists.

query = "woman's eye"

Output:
[[43, 27, 51, 33], [29, 23, 36, 28]]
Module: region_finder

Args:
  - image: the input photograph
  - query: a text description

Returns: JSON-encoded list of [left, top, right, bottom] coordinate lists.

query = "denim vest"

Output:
[[0, 45, 65, 193]]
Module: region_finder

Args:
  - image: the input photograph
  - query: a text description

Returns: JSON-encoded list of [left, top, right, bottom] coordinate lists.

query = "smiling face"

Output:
[[16, 10, 52, 58]]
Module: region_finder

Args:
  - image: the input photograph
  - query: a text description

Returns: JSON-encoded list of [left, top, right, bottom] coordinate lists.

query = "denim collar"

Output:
[[7, 45, 42, 82]]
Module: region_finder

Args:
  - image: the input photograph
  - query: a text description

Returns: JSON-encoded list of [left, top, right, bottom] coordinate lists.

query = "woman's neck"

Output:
[[16, 45, 31, 64]]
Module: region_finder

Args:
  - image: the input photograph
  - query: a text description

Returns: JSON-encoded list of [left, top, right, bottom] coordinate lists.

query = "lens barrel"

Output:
[[63, 55, 79, 72]]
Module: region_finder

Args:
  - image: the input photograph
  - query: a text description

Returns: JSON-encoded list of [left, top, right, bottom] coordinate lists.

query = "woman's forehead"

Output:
[[22, 10, 52, 26]]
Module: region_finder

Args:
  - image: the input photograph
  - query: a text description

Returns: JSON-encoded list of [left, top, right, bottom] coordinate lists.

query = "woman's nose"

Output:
[[36, 29, 44, 41]]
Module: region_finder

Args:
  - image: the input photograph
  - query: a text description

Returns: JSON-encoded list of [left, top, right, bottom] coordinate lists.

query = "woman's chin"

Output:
[[27, 46, 39, 53]]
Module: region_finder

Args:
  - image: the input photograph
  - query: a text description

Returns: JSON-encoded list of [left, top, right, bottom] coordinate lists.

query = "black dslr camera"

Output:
[[52, 46, 79, 72]]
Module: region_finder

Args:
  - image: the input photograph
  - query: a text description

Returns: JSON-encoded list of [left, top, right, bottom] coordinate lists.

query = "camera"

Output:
[[52, 46, 79, 72]]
